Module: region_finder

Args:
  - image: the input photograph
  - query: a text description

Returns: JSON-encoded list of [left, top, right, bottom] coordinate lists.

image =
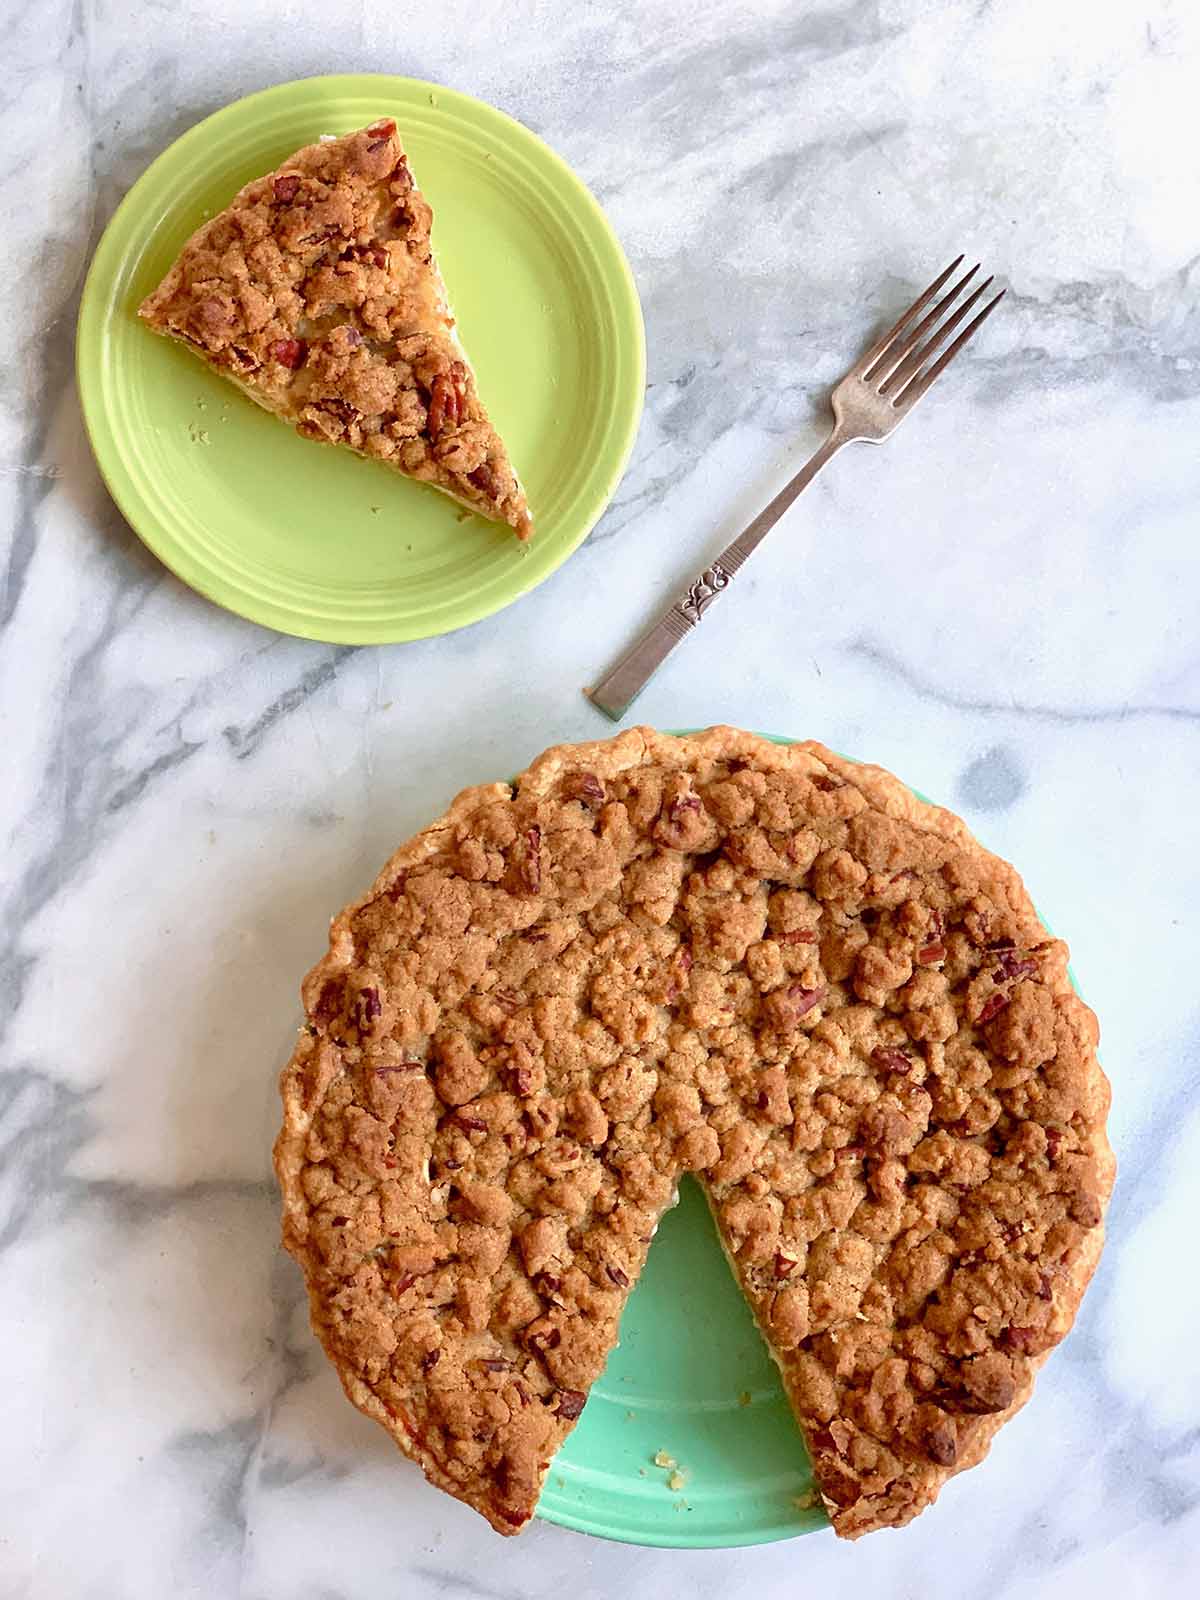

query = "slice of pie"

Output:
[[139, 120, 532, 538], [274, 727, 1113, 1537]]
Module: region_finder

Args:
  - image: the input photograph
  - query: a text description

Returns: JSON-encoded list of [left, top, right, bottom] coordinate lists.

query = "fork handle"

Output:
[[587, 427, 848, 721]]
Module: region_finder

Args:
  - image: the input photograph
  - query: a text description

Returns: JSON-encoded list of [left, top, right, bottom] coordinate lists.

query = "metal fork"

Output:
[[587, 258, 1005, 721]]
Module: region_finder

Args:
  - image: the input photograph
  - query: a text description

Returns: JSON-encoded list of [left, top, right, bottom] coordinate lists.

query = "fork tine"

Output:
[[868, 261, 980, 387], [894, 288, 1006, 408], [879, 274, 993, 396], [855, 256, 964, 378]]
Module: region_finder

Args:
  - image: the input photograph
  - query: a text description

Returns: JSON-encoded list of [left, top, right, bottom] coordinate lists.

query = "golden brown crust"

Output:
[[274, 727, 1113, 1536], [139, 120, 532, 537]]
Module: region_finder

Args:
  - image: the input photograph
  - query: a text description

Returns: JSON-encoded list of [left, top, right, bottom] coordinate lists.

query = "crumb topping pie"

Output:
[[274, 727, 1113, 1536]]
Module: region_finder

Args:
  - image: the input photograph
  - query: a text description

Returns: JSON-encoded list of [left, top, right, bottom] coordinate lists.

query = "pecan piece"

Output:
[[427, 366, 465, 437], [427, 373, 455, 436], [373, 1059, 423, 1078], [993, 950, 1038, 982], [562, 771, 605, 807], [763, 983, 826, 1030], [365, 117, 396, 150], [504, 1064, 536, 1098], [556, 1389, 587, 1420], [310, 978, 344, 1026], [269, 338, 306, 370], [924, 1414, 959, 1467], [977, 992, 1010, 1025], [469, 460, 501, 500], [525, 1323, 561, 1356], [353, 986, 382, 1032], [1000, 1324, 1050, 1355], [453, 1113, 489, 1134]]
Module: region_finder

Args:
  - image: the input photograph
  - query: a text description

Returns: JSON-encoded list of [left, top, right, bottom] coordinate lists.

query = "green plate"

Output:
[[76, 75, 645, 643]]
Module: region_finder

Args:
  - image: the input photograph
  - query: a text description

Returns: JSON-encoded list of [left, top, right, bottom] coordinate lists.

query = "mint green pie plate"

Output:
[[540, 1172, 827, 1546], [76, 75, 645, 643]]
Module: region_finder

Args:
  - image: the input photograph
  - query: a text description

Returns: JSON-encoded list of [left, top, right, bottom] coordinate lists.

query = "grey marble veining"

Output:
[[2, 0, 1199, 1596]]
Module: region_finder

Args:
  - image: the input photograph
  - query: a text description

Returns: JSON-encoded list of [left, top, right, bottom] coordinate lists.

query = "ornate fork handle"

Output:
[[588, 430, 844, 721], [679, 560, 734, 623]]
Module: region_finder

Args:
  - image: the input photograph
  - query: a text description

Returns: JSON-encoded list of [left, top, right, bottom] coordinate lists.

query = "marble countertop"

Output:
[[5, 0, 1199, 1595]]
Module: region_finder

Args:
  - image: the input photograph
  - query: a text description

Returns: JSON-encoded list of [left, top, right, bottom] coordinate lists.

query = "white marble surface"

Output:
[[4, 0, 1199, 1595]]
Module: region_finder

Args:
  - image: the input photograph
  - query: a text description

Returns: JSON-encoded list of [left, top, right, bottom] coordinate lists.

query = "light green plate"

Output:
[[76, 76, 645, 642]]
